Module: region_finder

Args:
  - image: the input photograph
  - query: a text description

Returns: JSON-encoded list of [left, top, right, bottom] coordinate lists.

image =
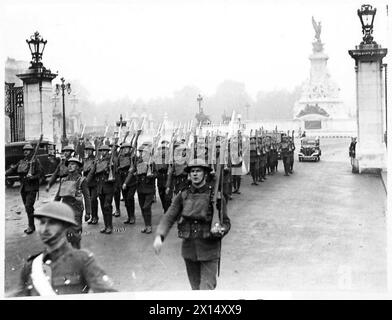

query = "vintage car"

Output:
[[298, 137, 321, 162], [5, 139, 60, 187]]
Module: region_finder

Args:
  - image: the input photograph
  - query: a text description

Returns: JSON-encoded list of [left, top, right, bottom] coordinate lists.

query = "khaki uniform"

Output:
[[156, 184, 230, 290], [14, 242, 116, 296], [6, 157, 43, 231], [54, 172, 91, 249]]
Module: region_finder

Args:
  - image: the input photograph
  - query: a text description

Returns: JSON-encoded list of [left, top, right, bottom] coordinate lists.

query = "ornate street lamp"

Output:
[[56, 77, 72, 148], [357, 4, 377, 44], [116, 114, 127, 140], [26, 31, 47, 68]]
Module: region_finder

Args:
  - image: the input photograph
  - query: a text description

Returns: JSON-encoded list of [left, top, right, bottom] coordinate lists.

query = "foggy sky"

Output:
[[1, 0, 391, 109]]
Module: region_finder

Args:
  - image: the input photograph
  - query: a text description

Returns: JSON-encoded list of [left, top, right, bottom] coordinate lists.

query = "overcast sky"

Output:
[[1, 0, 391, 107]]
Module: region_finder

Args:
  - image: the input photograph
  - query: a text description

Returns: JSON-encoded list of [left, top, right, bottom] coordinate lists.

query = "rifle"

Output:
[[27, 134, 43, 178], [165, 127, 179, 193], [107, 136, 119, 182], [210, 134, 226, 276], [146, 121, 163, 177]]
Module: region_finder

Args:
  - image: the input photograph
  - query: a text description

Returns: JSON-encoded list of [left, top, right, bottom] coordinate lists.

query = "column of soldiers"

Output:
[[6, 125, 296, 237], [7, 119, 299, 294], [248, 129, 296, 181]]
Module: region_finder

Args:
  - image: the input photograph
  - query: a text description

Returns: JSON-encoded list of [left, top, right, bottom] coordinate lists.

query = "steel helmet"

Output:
[[62, 145, 75, 152], [34, 201, 77, 226], [65, 157, 83, 167], [84, 144, 95, 150], [120, 142, 132, 149], [161, 140, 170, 146], [98, 145, 111, 151], [184, 158, 212, 173], [23, 144, 34, 150], [138, 142, 152, 151]]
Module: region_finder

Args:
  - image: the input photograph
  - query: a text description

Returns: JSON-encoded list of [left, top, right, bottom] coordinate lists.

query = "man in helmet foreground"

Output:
[[153, 158, 231, 290], [14, 201, 116, 296]]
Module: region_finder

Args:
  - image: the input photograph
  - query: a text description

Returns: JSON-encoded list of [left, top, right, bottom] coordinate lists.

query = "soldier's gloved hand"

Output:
[[153, 235, 163, 255], [210, 224, 224, 238], [165, 187, 171, 195], [122, 183, 127, 190]]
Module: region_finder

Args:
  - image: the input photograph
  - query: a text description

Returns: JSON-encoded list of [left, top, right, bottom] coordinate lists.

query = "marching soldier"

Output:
[[259, 138, 267, 182], [83, 143, 99, 225], [87, 144, 116, 234], [280, 136, 291, 176], [270, 141, 278, 174], [13, 201, 116, 296], [6, 143, 43, 234], [155, 141, 171, 213], [288, 136, 295, 174], [153, 159, 231, 290], [249, 136, 259, 185], [54, 157, 91, 249], [134, 143, 157, 234], [230, 133, 243, 194], [118, 142, 137, 224], [256, 136, 263, 182], [76, 137, 85, 159], [46, 145, 74, 192], [111, 141, 122, 218], [166, 142, 190, 196]]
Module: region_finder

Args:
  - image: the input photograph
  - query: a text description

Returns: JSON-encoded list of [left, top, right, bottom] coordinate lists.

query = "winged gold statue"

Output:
[[312, 16, 322, 42]]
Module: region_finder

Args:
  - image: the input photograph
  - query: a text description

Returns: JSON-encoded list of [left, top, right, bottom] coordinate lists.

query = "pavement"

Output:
[[3, 137, 387, 296]]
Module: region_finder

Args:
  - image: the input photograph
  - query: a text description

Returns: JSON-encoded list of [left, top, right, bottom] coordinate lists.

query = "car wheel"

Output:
[[5, 179, 14, 188]]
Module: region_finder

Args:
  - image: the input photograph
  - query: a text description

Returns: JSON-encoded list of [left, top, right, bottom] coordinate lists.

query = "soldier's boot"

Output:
[[235, 177, 241, 193], [141, 209, 152, 234], [100, 215, 108, 233], [24, 213, 35, 234], [105, 215, 113, 234], [124, 199, 136, 224]]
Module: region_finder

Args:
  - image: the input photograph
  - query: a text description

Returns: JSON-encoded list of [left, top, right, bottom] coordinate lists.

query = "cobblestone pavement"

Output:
[[3, 138, 387, 296]]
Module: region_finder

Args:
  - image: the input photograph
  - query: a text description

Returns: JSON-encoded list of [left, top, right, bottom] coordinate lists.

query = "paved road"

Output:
[[4, 138, 387, 295]]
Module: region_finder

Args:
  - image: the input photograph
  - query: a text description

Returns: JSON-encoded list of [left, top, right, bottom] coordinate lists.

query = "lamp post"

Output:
[[26, 31, 48, 134], [56, 77, 71, 148], [357, 4, 377, 45], [116, 114, 127, 141], [197, 94, 203, 114], [26, 31, 47, 68]]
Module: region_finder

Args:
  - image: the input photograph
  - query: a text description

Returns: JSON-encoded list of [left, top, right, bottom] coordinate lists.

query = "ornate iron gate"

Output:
[[5, 82, 25, 142]]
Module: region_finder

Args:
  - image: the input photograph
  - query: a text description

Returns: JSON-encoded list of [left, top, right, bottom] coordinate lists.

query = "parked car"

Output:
[[298, 137, 321, 162], [5, 139, 60, 187]]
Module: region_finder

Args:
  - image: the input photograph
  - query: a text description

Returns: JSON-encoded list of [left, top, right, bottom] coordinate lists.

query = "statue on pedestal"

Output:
[[312, 16, 323, 53]]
